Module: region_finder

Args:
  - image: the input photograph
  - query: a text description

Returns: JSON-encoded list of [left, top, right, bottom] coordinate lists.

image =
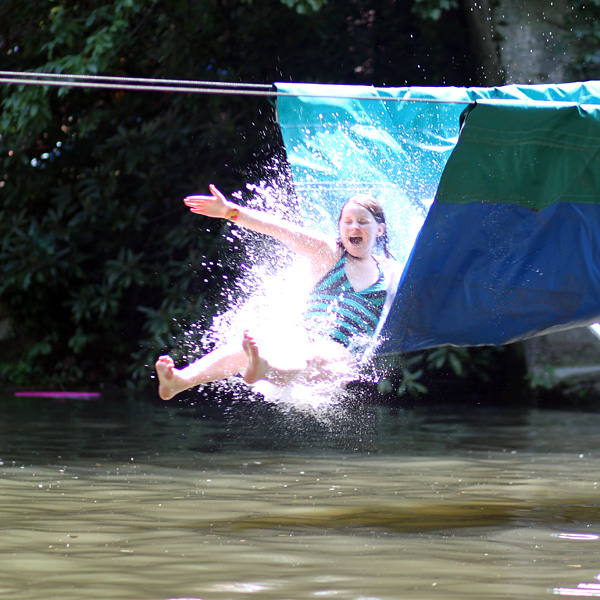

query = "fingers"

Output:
[[183, 196, 214, 206], [183, 194, 216, 215], [182, 197, 206, 215], [183, 195, 208, 207], [183, 185, 226, 215]]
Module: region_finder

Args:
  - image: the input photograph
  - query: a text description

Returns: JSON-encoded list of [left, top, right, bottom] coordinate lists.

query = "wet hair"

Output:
[[337, 194, 392, 258]]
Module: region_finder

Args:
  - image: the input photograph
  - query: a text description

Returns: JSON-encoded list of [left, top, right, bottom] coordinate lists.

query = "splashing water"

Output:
[[180, 161, 425, 418], [213, 190, 358, 414]]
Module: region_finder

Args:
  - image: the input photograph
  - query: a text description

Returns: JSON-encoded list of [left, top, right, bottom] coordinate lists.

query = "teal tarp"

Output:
[[275, 81, 600, 352], [275, 84, 470, 264]]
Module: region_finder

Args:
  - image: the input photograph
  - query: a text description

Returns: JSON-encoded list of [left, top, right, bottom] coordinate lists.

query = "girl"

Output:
[[155, 184, 400, 400]]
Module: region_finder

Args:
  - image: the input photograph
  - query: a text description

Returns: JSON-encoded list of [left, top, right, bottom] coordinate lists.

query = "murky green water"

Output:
[[1, 391, 600, 599]]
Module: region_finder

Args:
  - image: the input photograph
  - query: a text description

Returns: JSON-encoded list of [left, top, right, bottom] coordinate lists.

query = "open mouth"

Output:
[[349, 236, 362, 245]]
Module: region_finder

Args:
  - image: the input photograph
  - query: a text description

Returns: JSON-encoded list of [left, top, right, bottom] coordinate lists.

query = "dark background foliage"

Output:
[[1, 0, 598, 393]]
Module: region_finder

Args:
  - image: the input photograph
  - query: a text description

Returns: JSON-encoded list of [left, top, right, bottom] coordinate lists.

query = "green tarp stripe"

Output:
[[435, 100, 600, 211]]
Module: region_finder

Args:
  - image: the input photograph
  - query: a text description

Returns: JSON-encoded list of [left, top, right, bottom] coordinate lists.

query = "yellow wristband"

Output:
[[225, 207, 239, 222]]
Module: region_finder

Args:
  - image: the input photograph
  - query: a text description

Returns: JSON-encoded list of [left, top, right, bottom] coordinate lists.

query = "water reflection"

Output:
[[2, 392, 600, 599]]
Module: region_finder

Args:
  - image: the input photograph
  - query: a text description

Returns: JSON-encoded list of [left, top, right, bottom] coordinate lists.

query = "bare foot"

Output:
[[242, 331, 269, 384], [155, 355, 187, 401]]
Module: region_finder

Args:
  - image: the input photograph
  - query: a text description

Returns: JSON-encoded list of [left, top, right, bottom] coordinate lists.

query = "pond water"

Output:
[[1, 389, 600, 599]]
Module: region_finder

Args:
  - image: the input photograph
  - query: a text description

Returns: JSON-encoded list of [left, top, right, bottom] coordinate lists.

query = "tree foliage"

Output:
[[567, 0, 600, 80], [0, 0, 477, 390]]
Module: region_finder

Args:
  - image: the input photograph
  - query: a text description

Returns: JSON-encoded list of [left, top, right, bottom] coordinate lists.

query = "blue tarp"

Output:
[[275, 82, 600, 353]]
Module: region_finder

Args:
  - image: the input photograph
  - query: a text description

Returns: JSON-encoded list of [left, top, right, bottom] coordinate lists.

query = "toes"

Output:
[[157, 355, 174, 368]]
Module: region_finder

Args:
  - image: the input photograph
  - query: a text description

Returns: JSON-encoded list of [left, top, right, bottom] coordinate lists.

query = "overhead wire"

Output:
[[5, 70, 598, 108], [0, 70, 475, 104]]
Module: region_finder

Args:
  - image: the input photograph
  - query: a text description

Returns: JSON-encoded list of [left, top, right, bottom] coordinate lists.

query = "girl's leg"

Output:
[[157, 332, 354, 401], [242, 332, 302, 386], [155, 344, 247, 401], [242, 331, 351, 386]]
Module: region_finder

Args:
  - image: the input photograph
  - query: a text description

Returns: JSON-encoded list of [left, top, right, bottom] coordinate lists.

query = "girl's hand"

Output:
[[183, 184, 231, 219]]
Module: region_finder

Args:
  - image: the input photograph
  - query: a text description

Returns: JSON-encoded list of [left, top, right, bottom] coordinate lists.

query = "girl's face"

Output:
[[338, 201, 385, 259]]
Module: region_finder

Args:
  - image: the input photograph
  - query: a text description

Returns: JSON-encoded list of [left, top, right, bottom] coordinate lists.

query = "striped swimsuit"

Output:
[[303, 254, 388, 350]]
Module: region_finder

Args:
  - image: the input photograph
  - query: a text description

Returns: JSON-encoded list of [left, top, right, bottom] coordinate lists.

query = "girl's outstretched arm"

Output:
[[183, 184, 339, 269]]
